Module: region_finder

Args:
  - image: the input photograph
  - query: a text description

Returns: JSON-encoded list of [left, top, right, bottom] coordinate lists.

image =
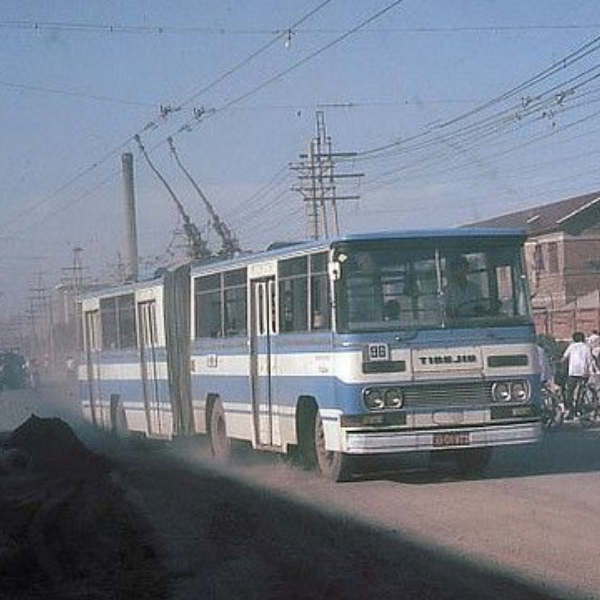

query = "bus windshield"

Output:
[[335, 243, 530, 333]]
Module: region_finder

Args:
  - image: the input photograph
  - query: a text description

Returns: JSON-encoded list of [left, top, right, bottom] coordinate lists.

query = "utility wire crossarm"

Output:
[[167, 137, 241, 258], [134, 135, 210, 261]]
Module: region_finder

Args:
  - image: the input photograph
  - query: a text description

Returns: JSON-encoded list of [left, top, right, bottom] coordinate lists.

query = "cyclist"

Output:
[[562, 331, 596, 419]]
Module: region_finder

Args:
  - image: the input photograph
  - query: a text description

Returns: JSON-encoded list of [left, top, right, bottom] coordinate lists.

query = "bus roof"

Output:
[[332, 227, 526, 243], [79, 227, 526, 300]]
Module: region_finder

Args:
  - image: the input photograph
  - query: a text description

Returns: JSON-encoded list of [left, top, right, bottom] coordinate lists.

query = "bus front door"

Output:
[[84, 310, 103, 427], [250, 277, 281, 447], [138, 301, 165, 437]]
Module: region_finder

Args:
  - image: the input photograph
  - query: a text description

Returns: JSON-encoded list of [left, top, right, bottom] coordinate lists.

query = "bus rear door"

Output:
[[138, 301, 166, 437], [83, 309, 103, 427], [250, 275, 281, 447]]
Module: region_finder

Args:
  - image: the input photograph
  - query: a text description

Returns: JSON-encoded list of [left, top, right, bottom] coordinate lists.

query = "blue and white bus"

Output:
[[79, 229, 541, 481]]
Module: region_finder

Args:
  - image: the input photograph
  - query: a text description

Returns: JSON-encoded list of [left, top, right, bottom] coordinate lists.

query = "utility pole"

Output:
[[122, 152, 139, 282], [292, 111, 363, 240], [29, 273, 55, 370], [60, 246, 86, 321]]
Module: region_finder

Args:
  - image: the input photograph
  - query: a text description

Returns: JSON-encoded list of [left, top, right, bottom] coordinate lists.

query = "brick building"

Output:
[[467, 190, 600, 340]]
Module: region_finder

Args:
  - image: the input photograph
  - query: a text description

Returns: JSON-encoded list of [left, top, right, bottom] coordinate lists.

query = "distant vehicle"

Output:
[[0, 351, 28, 391], [78, 228, 542, 481]]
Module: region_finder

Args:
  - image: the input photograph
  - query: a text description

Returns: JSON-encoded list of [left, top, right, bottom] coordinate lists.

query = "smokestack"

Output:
[[121, 153, 139, 282]]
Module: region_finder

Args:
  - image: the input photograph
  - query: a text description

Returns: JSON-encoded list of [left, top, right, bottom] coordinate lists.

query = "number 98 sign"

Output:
[[366, 343, 390, 362]]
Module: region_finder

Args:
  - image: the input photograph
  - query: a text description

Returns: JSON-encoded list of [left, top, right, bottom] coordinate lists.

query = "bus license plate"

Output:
[[433, 432, 470, 447]]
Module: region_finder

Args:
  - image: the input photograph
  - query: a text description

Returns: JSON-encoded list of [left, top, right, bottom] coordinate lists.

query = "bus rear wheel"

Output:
[[209, 400, 231, 461], [314, 412, 354, 482]]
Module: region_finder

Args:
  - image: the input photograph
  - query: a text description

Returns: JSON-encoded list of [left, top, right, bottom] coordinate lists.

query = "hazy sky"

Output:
[[1, 0, 600, 314]]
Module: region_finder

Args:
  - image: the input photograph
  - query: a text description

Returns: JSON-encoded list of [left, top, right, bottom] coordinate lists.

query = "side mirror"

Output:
[[328, 261, 341, 281]]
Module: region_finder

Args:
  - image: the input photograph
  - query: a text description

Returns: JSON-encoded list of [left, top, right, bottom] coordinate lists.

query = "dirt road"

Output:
[[2, 382, 597, 599]]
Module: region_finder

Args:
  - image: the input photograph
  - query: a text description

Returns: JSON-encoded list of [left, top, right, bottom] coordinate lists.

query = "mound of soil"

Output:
[[0, 416, 169, 600], [2, 414, 110, 476]]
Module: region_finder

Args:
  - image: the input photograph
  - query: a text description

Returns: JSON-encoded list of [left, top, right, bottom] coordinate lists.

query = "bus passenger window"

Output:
[[310, 253, 330, 331], [195, 274, 223, 338], [278, 256, 308, 333]]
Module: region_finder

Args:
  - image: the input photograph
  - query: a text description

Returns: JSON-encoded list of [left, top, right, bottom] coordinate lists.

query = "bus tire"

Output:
[[110, 394, 129, 439], [314, 411, 353, 482], [297, 399, 318, 470], [209, 399, 231, 461], [455, 447, 492, 476]]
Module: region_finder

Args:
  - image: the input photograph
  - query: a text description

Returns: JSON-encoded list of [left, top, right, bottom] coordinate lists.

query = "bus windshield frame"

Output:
[[334, 239, 531, 333]]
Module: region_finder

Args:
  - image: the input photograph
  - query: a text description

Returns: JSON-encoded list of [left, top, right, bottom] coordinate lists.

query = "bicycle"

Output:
[[540, 384, 566, 429], [572, 381, 600, 428]]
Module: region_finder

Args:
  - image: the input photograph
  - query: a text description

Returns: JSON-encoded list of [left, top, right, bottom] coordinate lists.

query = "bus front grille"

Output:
[[403, 382, 492, 408]]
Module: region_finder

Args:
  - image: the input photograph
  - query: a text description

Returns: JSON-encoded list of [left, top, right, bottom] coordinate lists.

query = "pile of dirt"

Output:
[[0, 415, 169, 600], [2, 414, 110, 476]]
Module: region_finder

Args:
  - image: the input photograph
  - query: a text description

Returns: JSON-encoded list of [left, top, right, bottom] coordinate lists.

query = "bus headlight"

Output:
[[511, 380, 531, 402], [384, 387, 404, 408], [492, 382, 511, 402], [364, 388, 384, 410], [363, 387, 404, 410]]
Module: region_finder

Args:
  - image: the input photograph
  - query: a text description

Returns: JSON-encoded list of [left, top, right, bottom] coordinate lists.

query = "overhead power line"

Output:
[[0, 78, 154, 107], [354, 31, 600, 159], [0, 0, 337, 237], [2, 19, 599, 35], [168, 0, 408, 139]]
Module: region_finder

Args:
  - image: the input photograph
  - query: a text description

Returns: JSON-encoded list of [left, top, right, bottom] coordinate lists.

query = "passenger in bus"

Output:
[[444, 255, 485, 318], [383, 299, 400, 321], [347, 253, 383, 324]]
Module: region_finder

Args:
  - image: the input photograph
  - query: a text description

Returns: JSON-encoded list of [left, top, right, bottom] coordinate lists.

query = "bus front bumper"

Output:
[[343, 421, 541, 454]]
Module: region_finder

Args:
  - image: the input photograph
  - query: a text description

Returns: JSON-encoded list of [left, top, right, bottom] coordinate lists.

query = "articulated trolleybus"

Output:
[[79, 228, 541, 481]]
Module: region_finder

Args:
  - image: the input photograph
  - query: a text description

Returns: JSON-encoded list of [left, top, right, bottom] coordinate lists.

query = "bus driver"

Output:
[[444, 255, 485, 318]]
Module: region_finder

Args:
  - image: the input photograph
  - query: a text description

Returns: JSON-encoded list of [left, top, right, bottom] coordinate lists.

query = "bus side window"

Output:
[[195, 274, 223, 338], [311, 253, 330, 330], [279, 257, 308, 333]]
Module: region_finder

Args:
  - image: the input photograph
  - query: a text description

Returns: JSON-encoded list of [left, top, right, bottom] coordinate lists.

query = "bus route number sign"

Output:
[[366, 343, 390, 362]]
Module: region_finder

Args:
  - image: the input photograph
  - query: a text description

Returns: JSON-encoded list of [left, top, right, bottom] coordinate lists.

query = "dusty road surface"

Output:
[[191, 428, 600, 600], [1, 381, 598, 599]]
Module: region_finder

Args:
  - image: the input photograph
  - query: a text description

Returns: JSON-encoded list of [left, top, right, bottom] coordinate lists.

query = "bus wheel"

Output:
[[110, 394, 129, 440], [209, 400, 231, 461], [314, 412, 353, 482], [455, 447, 492, 476]]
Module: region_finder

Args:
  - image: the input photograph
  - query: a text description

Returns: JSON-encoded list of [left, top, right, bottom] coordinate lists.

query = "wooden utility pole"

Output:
[[293, 111, 363, 240]]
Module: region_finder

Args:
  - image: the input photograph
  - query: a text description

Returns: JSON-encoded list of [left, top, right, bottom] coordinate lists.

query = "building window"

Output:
[[547, 242, 559, 273], [533, 244, 545, 272]]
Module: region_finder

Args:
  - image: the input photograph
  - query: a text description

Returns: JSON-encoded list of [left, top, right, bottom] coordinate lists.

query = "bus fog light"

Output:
[[511, 380, 530, 402], [384, 387, 404, 408], [492, 382, 511, 402], [364, 388, 384, 410]]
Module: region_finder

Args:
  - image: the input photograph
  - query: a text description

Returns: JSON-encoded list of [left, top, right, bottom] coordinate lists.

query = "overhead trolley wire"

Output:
[[0, 0, 338, 236], [352, 32, 600, 160], [2, 19, 599, 36]]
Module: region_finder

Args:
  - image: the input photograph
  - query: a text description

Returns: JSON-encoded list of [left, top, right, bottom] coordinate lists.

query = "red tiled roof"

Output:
[[465, 190, 600, 235]]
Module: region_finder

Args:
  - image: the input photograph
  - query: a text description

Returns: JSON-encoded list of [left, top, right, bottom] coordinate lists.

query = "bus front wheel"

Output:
[[314, 412, 354, 482], [209, 400, 231, 461]]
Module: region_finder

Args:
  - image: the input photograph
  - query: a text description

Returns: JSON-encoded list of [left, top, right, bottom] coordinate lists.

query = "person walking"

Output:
[[562, 331, 596, 419]]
